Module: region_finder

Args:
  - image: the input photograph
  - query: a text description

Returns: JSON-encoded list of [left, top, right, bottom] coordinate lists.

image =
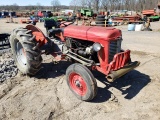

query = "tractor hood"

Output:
[[63, 25, 122, 42]]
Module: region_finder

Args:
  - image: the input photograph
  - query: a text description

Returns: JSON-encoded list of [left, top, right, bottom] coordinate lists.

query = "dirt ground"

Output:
[[0, 17, 160, 120]]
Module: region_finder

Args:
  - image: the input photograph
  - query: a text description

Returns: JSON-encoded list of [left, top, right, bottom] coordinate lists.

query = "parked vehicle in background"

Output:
[[80, 8, 93, 17], [0, 11, 17, 18], [9, 12, 17, 18], [0, 33, 10, 49], [113, 15, 142, 24], [149, 15, 160, 22], [34, 10, 53, 18], [142, 5, 160, 22], [1, 11, 9, 18], [63, 10, 74, 15]]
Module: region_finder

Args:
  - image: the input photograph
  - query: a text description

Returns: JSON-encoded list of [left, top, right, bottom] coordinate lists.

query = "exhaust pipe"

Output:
[[106, 61, 140, 82]]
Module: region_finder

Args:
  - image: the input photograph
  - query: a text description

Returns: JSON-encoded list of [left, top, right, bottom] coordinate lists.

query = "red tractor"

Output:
[[9, 19, 140, 101]]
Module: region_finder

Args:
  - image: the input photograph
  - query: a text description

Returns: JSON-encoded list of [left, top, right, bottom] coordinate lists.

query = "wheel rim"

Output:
[[16, 40, 27, 66], [69, 72, 87, 96]]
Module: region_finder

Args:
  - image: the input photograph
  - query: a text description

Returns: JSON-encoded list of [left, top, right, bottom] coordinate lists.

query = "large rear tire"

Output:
[[10, 27, 42, 75], [66, 63, 97, 101]]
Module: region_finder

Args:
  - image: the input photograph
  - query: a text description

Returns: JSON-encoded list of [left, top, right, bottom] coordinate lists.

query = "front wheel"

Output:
[[66, 63, 97, 101]]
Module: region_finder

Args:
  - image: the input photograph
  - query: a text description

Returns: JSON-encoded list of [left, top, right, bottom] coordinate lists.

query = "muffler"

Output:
[[106, 61, 140, 82]]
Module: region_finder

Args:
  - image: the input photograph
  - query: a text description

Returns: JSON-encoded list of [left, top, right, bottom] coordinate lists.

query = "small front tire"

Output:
[[66, 63, 97, 101]]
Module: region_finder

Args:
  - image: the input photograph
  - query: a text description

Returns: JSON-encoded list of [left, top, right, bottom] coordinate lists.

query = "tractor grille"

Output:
[[109, 38, 122, 62]]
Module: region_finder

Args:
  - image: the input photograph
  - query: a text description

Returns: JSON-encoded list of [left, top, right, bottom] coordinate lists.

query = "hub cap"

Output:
[[69, 72, 87, 96], [16, 41, 27, 66]]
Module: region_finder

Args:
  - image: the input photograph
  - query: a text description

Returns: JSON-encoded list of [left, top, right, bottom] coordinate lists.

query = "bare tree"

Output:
[[129, 0, 137, 11], [101, 0, 109, 11], [108, 0, 117, 11], [8, 3, 20, 11], [0, 0, 159, 13], [93, 0, 101, 12], [86, 0, 92, 9], [51, 0, 61, 12], [69, 0, 80, 11], [79, 0, 87, 8], [36, 3, 44, 10]]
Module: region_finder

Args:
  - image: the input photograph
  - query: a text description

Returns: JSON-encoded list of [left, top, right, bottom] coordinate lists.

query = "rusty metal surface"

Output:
[[142, 10, 156, 15], [26, 25, 48, 46]]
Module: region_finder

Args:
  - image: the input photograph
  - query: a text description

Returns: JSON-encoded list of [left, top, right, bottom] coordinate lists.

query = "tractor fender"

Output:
[[26, 25, 48, 47]]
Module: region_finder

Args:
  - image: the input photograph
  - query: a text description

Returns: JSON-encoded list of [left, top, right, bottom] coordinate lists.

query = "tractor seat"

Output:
[[48, 28, 64, 37], [44, 19, 63, 37], [44, 18, 58, 28]]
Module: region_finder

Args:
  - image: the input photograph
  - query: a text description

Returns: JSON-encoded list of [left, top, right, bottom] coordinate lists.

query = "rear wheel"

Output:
[[66, 63, 97, 101], [10, 27, 42, 75]]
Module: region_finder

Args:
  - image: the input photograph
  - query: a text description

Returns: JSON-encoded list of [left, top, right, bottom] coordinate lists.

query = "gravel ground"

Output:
[[0, 17, 160, 120], [0, 49, 18, 82]]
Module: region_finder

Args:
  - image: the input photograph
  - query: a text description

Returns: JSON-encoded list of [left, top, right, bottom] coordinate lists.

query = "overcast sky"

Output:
[[0, 0, 70, 6]]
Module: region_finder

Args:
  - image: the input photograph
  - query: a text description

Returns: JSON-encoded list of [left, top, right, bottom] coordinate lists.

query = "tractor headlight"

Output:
[[92, 43, 102, 52]]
